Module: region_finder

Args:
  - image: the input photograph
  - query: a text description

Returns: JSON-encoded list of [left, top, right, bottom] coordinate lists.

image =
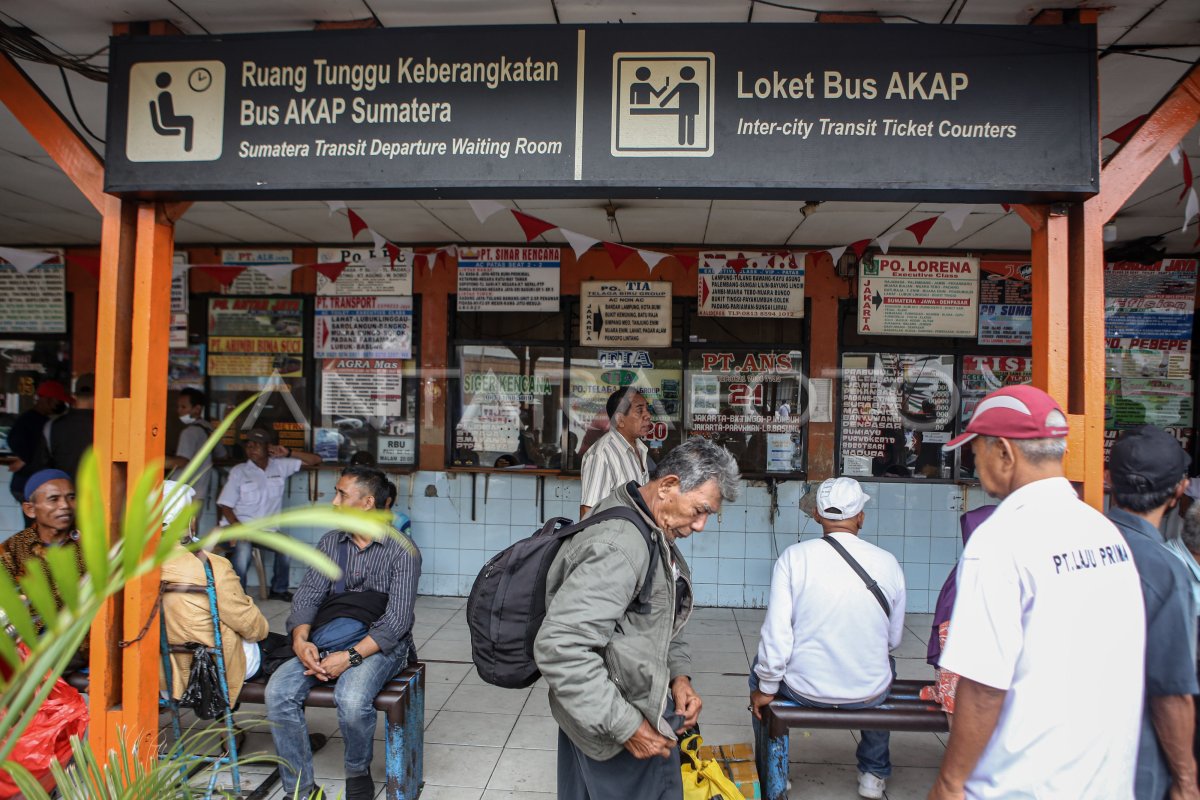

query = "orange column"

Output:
[[805, 253, 852, 479], [89, 198, 175, 759], [1067, 202, 1108, 507]]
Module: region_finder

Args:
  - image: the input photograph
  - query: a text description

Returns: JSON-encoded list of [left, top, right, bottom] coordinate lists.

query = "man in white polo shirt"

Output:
[[750, 477, 906, 799], [929, 386, 1145, 800]]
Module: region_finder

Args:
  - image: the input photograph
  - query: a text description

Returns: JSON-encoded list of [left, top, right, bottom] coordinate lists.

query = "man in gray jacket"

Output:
[[534, 437, 740, 799]]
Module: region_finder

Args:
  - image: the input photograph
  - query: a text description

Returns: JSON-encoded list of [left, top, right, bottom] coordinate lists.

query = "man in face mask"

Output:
[[164, 389, 219, 510]]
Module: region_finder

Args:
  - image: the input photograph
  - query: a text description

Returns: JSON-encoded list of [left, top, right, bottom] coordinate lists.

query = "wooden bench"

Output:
[[755, 679, 948, 800], [66, 662, 426, 800]]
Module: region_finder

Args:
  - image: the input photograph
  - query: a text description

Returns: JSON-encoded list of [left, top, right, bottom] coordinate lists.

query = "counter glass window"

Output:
[[839, 352, 956, 479], [565, 348, 684, 471], [957, 355, 1032, 479], [206, 296, 310, 452], [686, 349, 806, 475], [454, 345, 565, 469], [315, 359, 419, 467], [0, 340, 72, 453]]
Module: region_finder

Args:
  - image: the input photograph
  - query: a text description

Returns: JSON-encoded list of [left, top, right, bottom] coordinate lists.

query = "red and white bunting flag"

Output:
[[676, 254, 698, 273], [874, 230, 905, 255], [512, 211, 557, 241], [326, 200, 346, 216], [560, 228, 600, 261], [383, 242, 402, 266], [1103, 115, 1148, 145], [468, 199, 507, 224], [905, 216, 939, 245], [939, 205, 974, 232], [639, 250, 669, 273], [824, 246, 847, 265], [172, 259, 191, 279], [0, 247, 56, 274], [413, 253, 430, 273], [252, 264, 297, 282], [194, 265, 248, 288], [346, 209, 369, 239], [65, 253, 101, 281], [370, 229, 388, 254], [603, 242, 637, 269], [849, 239, 872, 259], [1169, 145, 1182, 166], [1000, 203, 1011, 213], [1184, 187, 1199, 234], [1180, 155, 1193, 203], [437, 244, 459, 259], [313, 261, 349, 283]]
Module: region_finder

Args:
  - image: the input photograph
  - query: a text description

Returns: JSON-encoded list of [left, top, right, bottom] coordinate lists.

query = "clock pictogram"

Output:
[[188, 67, 213, 93]]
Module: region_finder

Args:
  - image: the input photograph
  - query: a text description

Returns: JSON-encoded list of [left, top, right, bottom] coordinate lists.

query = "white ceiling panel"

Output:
[[950, 212, 1036, 251], [786, 211, 905, 247], [702, 206, 801, 245], [613, 206, 710, 244]]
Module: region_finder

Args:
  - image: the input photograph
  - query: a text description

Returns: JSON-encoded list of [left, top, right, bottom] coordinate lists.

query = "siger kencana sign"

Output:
[[105, 23, 1097, 201]]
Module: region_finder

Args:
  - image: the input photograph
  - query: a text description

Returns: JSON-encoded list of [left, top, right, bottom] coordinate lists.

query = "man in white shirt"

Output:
[[217, 428, 321, 600], [163, 389, 220, 510], [578, 387, 653, 518], [930, 386, 1145, 800], [750, 477, 906, 799]]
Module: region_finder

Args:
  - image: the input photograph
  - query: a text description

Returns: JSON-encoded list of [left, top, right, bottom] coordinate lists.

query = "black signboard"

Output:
[[105, 23, 1097, 201]]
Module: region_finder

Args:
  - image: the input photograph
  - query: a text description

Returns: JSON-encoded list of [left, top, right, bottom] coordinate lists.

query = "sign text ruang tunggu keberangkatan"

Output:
[[105, 23, 1097, 200]]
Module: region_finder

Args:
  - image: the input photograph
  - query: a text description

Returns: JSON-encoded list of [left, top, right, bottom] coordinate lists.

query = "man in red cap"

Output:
[[4, 380, 71, 521], [928, 385, 1145, 800]]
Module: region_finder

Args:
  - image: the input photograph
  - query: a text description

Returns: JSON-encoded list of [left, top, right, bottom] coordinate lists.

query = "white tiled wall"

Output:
[[6, 465, 994, 614], [251, 470, 995, 614]]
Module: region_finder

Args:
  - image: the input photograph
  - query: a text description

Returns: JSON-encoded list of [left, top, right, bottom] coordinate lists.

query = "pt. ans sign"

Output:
[[105, 23, 1097, 201]]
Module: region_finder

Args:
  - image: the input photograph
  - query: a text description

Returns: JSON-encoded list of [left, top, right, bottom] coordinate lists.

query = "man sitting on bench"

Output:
[[265, 465, 422, 800], [749, 477, 906, 799]]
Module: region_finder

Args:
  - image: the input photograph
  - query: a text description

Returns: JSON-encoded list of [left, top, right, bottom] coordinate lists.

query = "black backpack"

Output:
[[466, 506, 656, 689]]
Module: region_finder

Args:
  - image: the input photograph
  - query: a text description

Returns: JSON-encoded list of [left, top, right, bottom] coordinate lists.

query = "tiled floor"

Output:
[[201, 597, 944, 799]]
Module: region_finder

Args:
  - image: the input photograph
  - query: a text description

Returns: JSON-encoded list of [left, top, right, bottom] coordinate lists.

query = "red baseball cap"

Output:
[[35, 380, 72, 404], [944, 385, 1069, 451]]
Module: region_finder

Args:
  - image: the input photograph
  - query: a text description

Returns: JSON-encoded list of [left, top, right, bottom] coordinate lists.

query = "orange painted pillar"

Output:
[[805, 252, 852, 480], [1067, 202, 1108, 507], [89, 197, 174, 759]]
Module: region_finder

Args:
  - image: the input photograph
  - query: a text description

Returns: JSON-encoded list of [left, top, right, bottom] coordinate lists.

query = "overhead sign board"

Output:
[[105, 24, 1097, 201]]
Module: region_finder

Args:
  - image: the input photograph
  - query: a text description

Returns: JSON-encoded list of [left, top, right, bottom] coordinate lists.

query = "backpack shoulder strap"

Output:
[[821, 535, 892, 618], [561, 507, 658, 615]]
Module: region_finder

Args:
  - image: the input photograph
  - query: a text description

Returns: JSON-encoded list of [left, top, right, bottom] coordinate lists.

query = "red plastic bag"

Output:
[[0, 644, 89, 798]]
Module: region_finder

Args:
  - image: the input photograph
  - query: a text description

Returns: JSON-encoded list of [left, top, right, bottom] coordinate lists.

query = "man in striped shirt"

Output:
[[265, 465, 422, 800], [579, 387, 654, 518]]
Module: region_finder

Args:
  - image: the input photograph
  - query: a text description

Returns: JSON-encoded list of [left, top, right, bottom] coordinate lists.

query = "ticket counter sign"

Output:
[[580, 281, 671, 347], [857, 255, 979, 338], [106, 24, 1096, 202], [699, 251, 805, 318], [457, 247, 560, 312], [316, 247, 412, 295], [221, 248, 294, 294], [314, 295, 413, 359], [0, 250, 65, 334]]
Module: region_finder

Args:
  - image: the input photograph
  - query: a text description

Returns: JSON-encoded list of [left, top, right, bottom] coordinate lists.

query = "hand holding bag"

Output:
[[680, 734, 745, 800]]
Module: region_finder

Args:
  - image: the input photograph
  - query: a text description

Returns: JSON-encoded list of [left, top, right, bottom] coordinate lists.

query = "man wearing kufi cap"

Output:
[[929, 385, 1145, 799], [1106, 425, 1198, 800], [0, 468, 87, 661], [750, 476, 905, 799]]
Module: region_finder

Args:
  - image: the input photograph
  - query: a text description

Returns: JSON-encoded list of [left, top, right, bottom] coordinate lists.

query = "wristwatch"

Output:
[[346, 647, 364, 668]]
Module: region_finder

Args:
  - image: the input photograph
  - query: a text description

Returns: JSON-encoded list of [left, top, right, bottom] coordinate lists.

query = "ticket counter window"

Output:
[[839, 352, 956, 479], [454, 345, 565, 470], [315, 359, 419, 467], [565, 348, 684, 471], [686, 349, 806, 476], [0, 339, 72, 453]]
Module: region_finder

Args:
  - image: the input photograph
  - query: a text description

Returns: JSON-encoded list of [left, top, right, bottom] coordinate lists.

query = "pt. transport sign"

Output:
[[105, 23, 1098, 201]]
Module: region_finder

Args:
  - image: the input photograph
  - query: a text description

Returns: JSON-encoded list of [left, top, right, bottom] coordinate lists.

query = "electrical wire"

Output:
[[58, 66, 104, 145], [0, 21, 107, 82]]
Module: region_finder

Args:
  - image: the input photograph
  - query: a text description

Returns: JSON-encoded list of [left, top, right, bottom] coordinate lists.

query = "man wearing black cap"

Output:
[[217, 428, 321, 600], [1107, 425, 1199, 800], [37, 373, 95, 482], [0, 469, 87, 661]]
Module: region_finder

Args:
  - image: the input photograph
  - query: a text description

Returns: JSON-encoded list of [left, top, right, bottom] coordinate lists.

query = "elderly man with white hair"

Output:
[[159, 480, 269, 706]]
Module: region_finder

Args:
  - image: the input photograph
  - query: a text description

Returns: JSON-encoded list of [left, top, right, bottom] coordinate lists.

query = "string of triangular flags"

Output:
[[461, 199, 987, 274], [1104, 115, 1198, 244]]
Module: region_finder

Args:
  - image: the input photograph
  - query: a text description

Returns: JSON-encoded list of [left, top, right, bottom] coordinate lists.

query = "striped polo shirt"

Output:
[[580, 428, 649, 511]]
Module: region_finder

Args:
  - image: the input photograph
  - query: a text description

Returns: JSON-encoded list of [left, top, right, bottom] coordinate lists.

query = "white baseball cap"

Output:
[[161, 480, 197, 527], [815, 477, 870, 521]]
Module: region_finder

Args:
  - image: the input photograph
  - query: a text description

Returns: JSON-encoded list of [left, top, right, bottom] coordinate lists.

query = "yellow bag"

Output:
[[681, 734, 745, 800]]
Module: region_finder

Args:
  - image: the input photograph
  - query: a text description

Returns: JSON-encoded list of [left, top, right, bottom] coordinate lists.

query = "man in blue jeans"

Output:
[[266, 466, 422, 800], [749, 477, 906, 799]]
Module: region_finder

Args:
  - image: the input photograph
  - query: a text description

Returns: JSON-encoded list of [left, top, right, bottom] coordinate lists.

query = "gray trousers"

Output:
[[556, 699, 684, 800]]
